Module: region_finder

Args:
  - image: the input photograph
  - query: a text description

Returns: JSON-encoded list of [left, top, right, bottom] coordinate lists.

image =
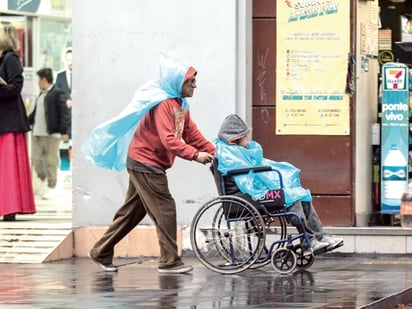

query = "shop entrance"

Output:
[[0, 14, 72, 223], [251, 0, 412, 226]]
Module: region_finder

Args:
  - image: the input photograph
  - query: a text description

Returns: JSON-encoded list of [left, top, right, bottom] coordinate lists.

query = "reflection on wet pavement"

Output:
[[0, 254, 411, 308]]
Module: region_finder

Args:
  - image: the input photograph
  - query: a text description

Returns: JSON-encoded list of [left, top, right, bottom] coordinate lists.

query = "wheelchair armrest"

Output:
[[226, 166, 272, 176], [225, 165, 284, 188]]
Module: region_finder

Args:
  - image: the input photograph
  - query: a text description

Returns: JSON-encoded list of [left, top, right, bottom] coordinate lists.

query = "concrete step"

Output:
[[0, 222, 73, 263], [0, 182, 73, 264], [324, 226, 412, 254]]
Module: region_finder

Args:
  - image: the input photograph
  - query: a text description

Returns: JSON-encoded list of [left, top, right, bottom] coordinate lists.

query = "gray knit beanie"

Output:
[[218, 114, 251, 143]]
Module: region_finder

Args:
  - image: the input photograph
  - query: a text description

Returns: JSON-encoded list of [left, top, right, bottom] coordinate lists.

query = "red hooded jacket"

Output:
[[127, 98, 215, 171]]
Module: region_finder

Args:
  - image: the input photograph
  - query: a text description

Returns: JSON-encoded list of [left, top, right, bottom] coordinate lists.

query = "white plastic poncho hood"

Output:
[[81, 55, 193, 171], [214, 138, 312, 207]]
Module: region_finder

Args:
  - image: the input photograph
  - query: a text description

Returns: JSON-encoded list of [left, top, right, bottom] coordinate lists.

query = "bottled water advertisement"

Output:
[[381, 63, 409, 213]]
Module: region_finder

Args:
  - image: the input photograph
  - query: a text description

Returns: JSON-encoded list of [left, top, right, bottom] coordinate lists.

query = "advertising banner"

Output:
[[276, 0, 350, 135], [5, 0, 71, 17], [381, 63, 409, 214]]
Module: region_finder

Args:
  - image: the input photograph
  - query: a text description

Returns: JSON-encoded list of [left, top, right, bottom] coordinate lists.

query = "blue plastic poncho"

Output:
[[214, 139, 312, 207], [81, 55, 192, 171]]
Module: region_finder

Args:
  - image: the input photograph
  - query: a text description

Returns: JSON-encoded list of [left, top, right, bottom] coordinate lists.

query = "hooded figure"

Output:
[[82, 54, 194, 171], [214, 114, 344, 253], [218, 114, 251, 143], [215, 114, 312, 207]]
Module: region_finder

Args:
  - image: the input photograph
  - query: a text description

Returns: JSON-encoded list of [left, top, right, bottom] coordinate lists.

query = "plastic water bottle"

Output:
[[382, 145, 408, 200], [401, 183, 412, 228]]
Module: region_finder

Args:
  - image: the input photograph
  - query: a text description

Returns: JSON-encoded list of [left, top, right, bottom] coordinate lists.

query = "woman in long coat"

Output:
[[0, 22, 35, 221]]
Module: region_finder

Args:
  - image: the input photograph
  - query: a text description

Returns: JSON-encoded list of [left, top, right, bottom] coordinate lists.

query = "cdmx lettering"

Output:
[[252, 189, 283, 201]]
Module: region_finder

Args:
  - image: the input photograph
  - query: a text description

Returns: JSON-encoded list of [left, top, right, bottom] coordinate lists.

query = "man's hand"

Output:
[[61, 134, 69, 142], [195, 151, 214, 164]]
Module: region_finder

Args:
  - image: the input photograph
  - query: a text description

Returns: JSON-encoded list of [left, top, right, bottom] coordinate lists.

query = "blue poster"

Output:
[[8, 0, 40, 13], [381, 63, 409, 214]]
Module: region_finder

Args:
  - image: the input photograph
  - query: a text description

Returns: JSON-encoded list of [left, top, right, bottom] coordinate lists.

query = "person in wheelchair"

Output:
[[215, 114, 343, 253]]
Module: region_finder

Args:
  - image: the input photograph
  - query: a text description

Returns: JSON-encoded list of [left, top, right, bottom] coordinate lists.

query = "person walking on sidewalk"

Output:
[[86, 55, 215, 274], [0, 21, 36, 221], [29, 68, 70, 200]]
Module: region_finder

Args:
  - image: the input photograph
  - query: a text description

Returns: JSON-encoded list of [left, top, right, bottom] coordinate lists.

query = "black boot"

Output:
[[3, 213, 16, 221]]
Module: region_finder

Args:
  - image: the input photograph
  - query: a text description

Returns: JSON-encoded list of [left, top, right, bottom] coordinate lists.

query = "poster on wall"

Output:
[[276, 0, 350, 135], [380, 63, 409, 214]]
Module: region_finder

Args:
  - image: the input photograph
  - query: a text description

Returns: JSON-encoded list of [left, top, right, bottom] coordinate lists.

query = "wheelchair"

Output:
[[190, 159, 315, 275]]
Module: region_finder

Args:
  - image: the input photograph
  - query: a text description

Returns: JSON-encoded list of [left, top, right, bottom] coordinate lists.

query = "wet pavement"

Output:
[[1, 253, 412, 309]]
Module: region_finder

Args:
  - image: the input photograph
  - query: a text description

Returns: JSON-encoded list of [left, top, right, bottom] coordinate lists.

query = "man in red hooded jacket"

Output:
[[89, 64, 215, 274]]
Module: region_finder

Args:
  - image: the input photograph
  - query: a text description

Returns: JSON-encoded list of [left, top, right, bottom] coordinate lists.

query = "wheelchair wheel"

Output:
[[190, 195, 266, 274], [294, 247, 315, 270], [271, 247, 297, 275]]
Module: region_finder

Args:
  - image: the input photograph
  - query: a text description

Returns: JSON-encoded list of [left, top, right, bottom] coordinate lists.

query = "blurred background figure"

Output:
[[0, 21, 36, 221], [55, 47, 72, 173], [55, 47, 72, 137], [29, 68, 70, 200]]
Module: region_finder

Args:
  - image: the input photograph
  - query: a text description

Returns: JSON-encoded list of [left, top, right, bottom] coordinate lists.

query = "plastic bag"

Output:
[[81, 54, 191, 171], [215, 139, 312, 207]]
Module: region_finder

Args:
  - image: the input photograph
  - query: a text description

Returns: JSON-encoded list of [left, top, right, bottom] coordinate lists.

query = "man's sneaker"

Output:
[[42, 188, 56, 200], [158, 263, 193, 274], [321, 234, 344, 252], [311, 238, 329, 253], [88, 252, 118, 272]]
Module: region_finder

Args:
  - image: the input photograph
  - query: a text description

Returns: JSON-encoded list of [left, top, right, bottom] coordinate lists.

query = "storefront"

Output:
[[0, 0, 72, 113], [7, 0, 407, 229], [0, 1, 72, 194], [252, 0, 412, 227], [370, 0, 412, 225]]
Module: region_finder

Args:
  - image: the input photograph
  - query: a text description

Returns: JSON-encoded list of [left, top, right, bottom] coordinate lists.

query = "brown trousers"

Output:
[[90, 169, 181, 268]]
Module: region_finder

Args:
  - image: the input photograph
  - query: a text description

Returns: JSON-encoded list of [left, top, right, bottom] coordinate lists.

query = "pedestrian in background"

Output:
[[29, 68, 70, 200], [0, 21, 36, 221], [86, 55, 215, 274], [55, 47, 72, 137], [55, 47, 73, 169]]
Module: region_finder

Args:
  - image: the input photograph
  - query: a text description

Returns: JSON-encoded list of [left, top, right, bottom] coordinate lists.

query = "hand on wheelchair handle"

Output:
[[196, 151, 214, 165]]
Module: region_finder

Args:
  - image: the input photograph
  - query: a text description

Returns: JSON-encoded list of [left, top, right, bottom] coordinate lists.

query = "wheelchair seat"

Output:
[[210, 158, 286, 215]]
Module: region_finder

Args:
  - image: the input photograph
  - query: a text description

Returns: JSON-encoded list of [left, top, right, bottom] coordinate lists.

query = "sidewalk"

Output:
[[5, 173, 412, 308], [1, 253, 412, 309]]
